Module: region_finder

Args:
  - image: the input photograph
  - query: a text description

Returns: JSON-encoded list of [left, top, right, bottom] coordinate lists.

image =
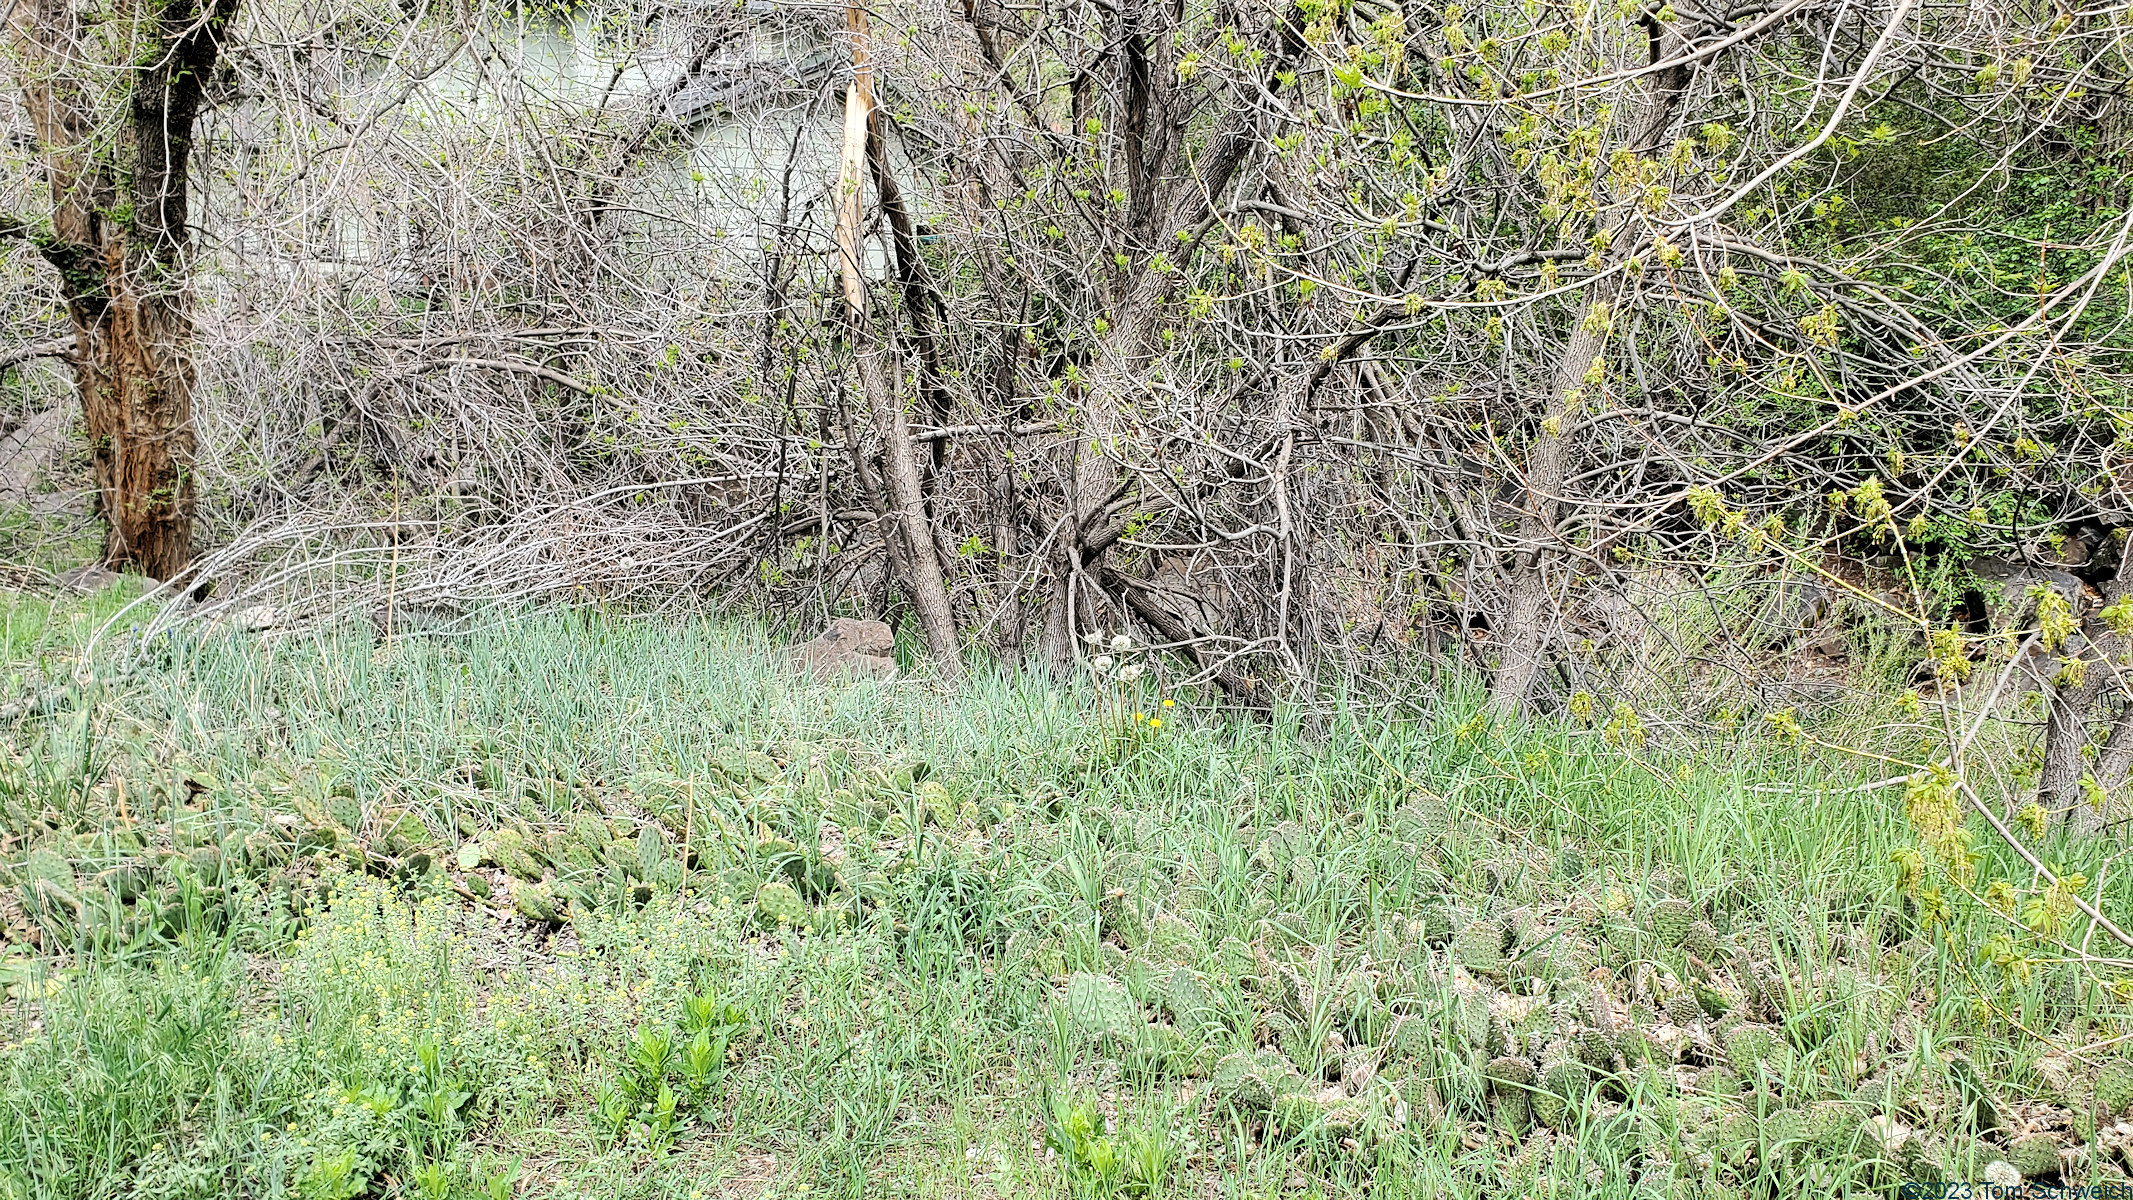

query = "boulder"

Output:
[[1971, 556, 2086, 622], [58, 563, 122, 594], [789, 618, 897, 680], [0, 405, 74, 509]]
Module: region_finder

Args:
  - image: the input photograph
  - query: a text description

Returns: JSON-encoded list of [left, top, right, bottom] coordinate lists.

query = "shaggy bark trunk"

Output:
[[6, 0, 233, 581], [75, 254, 198, 579], [835, 5, 961, 676]]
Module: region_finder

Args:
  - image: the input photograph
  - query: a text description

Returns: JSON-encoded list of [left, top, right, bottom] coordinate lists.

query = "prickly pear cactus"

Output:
[[1722, 1023, 1783, 1077], [1396, 792, 1450, 842], [754, 880, 809, 927], [743, 750, 780, 783], [1453, 986, 1499, 1055], [1684, 919, 1721, 961], [1533, 1057, 1589, 1129], [1163, 965, 1213, 1031], [1142, 912, 1202, 964], [375, 808, 431, 856], [1453, 916, 1505, 976], [2096, 1059, 2133, 1119], [1270, 1090, 1322, 1134], [1647, 898, 1694, 948], [1210, 1049, 1260, 1109], [825, 788, 870, 833], [1486, 1055, 1535, 1135], [1063, 972, 1142, 1043], [484, 826, 545, 881], [1554, 844, 1586, 880], [1213, 1048, 1306, 1114], [916, 780, 956, 827], [2007, 1132, 2060, 1179], [513, 880, 562, 924], [1664, 990, 1702, 1028], [1802, 1099, 1855, 1150], [637, 823, 668, 878]]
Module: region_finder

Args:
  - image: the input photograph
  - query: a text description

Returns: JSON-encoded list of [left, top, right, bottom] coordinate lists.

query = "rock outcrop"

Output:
[[789, 618, 897, 680]]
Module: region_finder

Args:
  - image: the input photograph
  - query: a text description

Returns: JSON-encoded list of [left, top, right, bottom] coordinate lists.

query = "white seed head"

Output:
[[1111, 633, 1132, 652], [1090, 655, 1115, 675], [1117, 664, 1146, 683]]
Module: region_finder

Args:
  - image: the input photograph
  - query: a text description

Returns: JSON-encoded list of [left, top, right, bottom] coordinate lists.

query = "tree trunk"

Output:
[[835, 5, 961, 677], [864, 344, 962, 677], [6, 0, 232, 582], [2046, 551, 2133, 832], [2089, 700, 2133, 823], [74, 259, 198, 579], [1492, 284, 1618, 716], [2040, 641, 2107, 824], [1489, 25, 1691, 718]]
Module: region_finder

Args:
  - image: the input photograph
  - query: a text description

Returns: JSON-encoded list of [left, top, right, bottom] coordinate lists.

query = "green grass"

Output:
[[1, 600, 2130, 1198], [0, 576, 146, 693]]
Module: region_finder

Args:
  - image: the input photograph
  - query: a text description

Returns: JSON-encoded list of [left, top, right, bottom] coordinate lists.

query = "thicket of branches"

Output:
[[8, 0, 2133, 829]]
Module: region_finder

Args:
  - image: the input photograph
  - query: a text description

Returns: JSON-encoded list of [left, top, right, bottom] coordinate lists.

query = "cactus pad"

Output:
[[1063, 972, 1142, 1043], [1646, 898, 1694, 947], [2008, 1132, 2060, 1179]]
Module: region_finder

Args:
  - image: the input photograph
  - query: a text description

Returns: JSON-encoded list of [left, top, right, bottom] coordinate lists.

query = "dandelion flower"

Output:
[[1082, 629, 1107, 645], [1149, 718, 1162, 728], [1162, 698, 1174, 707], [1091, 655, 1114, 675], [1111, 633, 1132, 652], [1117, 663, 1146, 683]]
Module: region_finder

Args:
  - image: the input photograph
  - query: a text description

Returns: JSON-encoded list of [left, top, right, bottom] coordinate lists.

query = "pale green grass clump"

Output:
[[1, 599, 2131, 1198]]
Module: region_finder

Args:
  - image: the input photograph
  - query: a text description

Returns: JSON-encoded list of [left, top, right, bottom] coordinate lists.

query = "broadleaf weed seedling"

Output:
[[646, 1080, 682, 1149], [1042, 1085, 1182, 1199], [593, 1077, 632, 1146], [409, 1159, 453, 1200], [680, 990, 748, 1101], [475, 1155, 522, 1200], [627, 1023, 677, 1098], [1044, 1086, 1124, 1198], [299, 1146, 367, 1200], [683, 1028, 722, 1099]]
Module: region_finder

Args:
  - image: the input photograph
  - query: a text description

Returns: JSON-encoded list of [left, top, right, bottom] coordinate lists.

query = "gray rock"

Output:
[[57, 563, 121, 594], [790, 618, 898, 679], [1971, 556, 2088, 623], [0, 405, 71, 506], [1744, 577, 1830, 649]]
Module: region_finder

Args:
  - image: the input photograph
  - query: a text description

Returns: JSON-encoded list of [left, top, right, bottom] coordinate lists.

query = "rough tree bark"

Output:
[[5, 0, 237, 580], [2090, 703, 2133, 824], [2041, 548, 2133, 832]]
